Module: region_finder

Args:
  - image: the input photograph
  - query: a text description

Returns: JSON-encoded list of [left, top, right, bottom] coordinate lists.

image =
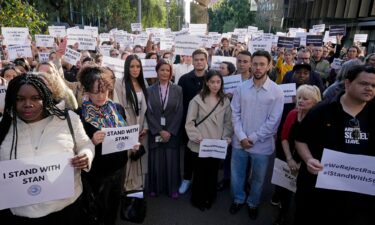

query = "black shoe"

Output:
[[270, 194, 281, 207], [248, 206, 258, 220], [229, 202, 244, 214], [217, 179, 230, 191]]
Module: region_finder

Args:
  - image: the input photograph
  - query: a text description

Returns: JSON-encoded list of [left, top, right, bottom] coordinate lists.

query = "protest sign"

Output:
[[7, 45, 32, 61], [160, 36, 175, 51], [210, 56, 237, 71], [295, 32, 307, 46], [199, 139, 228, 159], [102, 56, 125, 78], [331, 58, 344, 70], [133, 33, 149, 47], [271, 158, 297, 192], [99, 33, 111, 43], [64, 48, 81, 66], [84, 26, 98, 38], [0, 152, 74, 210], [306, 35, 323, 47], [2, 27, 29, 45], [48, 26, 66, 37], [174, 35, 200, 56], [279, 83, 296, 104], [353, 34, 368, 43], [223, 74, 242, 94], [99, 45, 112, 56], [77, 37, 96, 51], [35, 35, 55, 48], [312, 24, 325, 33], [329, 25, 346, 36], [316, 149, 375, 196], [323, 31, 337, 44], [141, 59, 157, 78], [0, 86, 6, 112], [131, 23, 142, 32], [248, 39, 272, 54], [38, 52, 50, 63], [293, 37, 301, 48], [102, 125, 140, 155], [189, 24, 207, 35], [277, 36, 294, 49]]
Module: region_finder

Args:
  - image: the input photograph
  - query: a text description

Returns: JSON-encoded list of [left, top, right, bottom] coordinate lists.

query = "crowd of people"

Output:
[[0, 26, 374, 225]]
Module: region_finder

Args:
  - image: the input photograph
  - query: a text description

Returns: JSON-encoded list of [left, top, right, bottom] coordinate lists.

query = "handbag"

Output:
[[66, 109, 101, 225], [120, 158, 146, 223], [194, 100, 221, 127]]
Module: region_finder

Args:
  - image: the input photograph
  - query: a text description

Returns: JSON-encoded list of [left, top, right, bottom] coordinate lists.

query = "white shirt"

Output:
[[173, 63, 194, 84]]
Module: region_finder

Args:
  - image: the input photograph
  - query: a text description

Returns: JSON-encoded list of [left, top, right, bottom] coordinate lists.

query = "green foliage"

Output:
[[142, 0, 166, 28], [168, 0, 184, 31], [0, 0, 47, 34], [208, 0, 255, 33]]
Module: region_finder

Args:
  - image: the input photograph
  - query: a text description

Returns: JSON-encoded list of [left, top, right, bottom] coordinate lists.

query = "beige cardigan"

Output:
[[185, 94, 233, 153]]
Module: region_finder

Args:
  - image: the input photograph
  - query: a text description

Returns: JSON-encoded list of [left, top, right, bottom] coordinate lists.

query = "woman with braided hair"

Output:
[[0, 73, 95, 225]]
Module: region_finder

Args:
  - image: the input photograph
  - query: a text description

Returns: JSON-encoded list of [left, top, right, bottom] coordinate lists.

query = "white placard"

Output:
[[35, 35, 55, 48], [223, 75, 242, 94], [99, 33, 111, 43], [101, 125, 140, 155], [197, 35, 212, 48], [0, 152, 74, 210], [78, 37, 97, 51], [295, 32, 307, 47], [141, 59, 157, 78], [211, 56, 237, 70], [174, 35, 200, 56], [67, 28, 92, 45], [279, 83, 296, 104], [131, 23, 142, 32], [1, 27, 30, 45], [323, 31, 337, 44], [160, 36, 175, 51], [7, 45, 32, 61], [0, 85, 6, 113], [84, 26, 98, 38], [316, 149, 375, 196], [247, 26, 258, 33], [135, 53, 146, 59], [248, 39, 272, 54], [198, 139, 228, 159], [63, 47, 81, 66], [48, 26, 66, 37], [271, 158, 297, 192], [189, 24, 207, 35], [38, 52, 50, 63], [102, 56, 125, 78], [134, 34, 149, 47], [99, 45, 112, 56], [354, 34, 368, 43], [312, 24, 325, 33], [331, 58, 344, 70], [209, 33, 222, 46]]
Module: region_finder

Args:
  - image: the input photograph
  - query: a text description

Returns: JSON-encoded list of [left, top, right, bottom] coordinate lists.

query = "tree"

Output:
[[208, 0, 256, 33], [168, 0, 184, 31], [0, 0, 47, 34]]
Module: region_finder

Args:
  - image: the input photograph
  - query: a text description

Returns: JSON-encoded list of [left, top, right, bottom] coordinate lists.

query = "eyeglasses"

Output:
[[349, 118, 360, 140]]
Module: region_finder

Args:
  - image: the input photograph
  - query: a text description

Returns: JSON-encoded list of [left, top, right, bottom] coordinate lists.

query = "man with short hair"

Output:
[[311, 46, 330, 84], [229, 50, 284, 220], [177, 48, 209, 194], [235, 50, 252, 81], [215, 37, 233, 56], [294, 64, 375, 225]]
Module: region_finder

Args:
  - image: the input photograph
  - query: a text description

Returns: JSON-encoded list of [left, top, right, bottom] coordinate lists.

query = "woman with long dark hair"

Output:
[[114, 54, 148, 192], [0, 73, 94, 225], [185, 70, 233, 211]]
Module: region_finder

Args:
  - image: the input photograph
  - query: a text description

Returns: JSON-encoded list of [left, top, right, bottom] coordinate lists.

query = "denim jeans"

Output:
[[231, 147, 270, 208]]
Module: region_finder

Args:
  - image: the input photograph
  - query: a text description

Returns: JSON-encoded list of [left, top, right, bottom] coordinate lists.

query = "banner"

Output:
[[102, 125, 140, 155], [0, 152, 74, 210]]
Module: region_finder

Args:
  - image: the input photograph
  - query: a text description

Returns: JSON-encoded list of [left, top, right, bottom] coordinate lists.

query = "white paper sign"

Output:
[[223, 74, 242, 94], [211, 56, 237, 70], [99, 33, 111, 43], [354, 34, 368, 43], [248, 39, 272, 54], [331, 58, 344, 70], [1, 27, 30, 45], [312, 24, 325, 33], [102, 125, 140, 155], [78, 37, 97, 51], [133, 34, 149, 47], [316, 149, 375, 196], [0, 85, 6, 113], [323, 31, 337, 44], [141, 59, 157, 78], [279, 83, 296, 104], [271, 158, 297, 192], [199, 139, 228, 159], [48, 26, 66, 37], [174, 35, 200, 56], [0, 152, 74, 210], [100, 45, 112, 56], [131, 23, 142, 32], [38, 52, 50, 63], [189, 24, 207, 35], [63, 47, 81, 66], [160, 36, 175, 51], [35, 35, 55, 48], [7, 45, 32, 61], [102, 56, 125, 78], [84, 26, 98, 38]]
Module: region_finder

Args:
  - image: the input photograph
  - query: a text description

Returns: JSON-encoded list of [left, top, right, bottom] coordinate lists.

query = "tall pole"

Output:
[[166, 0, 170, 28], [137, 0, 142, 23]]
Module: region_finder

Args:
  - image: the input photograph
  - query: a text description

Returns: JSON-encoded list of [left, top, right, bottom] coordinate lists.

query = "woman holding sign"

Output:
[[0, 73, 94, 225], [77, 65, 128, 225], [185, 70, 233, 211], [146, 59, 183, 198]]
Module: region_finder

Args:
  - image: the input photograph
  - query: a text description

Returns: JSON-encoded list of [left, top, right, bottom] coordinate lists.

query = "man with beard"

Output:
[[229, 50, 284, 220]]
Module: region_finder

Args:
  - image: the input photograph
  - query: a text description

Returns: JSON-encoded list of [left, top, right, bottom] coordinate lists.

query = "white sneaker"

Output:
[[178, 180, 191, 194]]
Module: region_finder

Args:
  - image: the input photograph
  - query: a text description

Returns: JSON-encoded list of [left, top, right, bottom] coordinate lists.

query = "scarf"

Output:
[[82, 100, 127, 129]]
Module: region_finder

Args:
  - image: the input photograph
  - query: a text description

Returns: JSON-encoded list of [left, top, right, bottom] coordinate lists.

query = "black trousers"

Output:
[[190, 152, 220, 207], [183, 145, 194, 180]]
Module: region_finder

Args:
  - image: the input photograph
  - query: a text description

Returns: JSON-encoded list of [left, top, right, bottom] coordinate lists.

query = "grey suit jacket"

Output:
[[146, 82, 183, 149]]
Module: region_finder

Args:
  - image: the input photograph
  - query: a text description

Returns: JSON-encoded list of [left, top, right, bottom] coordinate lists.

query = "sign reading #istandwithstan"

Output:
[[35, 35, 55, 48], [316, 149, 375, 196], [7, 45, 32, 61], [101, 125, 140, 155], [223, 75, 242, 94], [0, 152, 74, 210], [271, 158, 297, 192], [199, 139, 228, 159], [329, 25, 346, 36], [64, 47, 81, 66], [277, 36, 294, 49]]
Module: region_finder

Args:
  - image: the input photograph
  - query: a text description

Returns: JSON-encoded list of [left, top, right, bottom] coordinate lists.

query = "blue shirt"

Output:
[[231, 77, 284, 155]]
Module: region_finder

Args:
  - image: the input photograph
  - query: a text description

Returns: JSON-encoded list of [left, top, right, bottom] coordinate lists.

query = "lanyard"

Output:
[[159, 82, 169, 114]]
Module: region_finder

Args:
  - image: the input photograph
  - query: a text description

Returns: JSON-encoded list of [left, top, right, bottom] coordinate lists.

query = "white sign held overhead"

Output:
[[174, 35, 200, 56], [2, 27, 30, 45], [101, 125, 140, 155], [84, 26, 99, 38], [7, 45, 32, 61], [38, 52, 50, 63], [35, 35, 55, 48], [64, 48, 81, 66], [0, 152, 74, 210], [77, 37, 97, 51], [131, 23, 142, 32], [312, 24, 325, 33], [189, 24, 207, 35], [48, 26, 66, 37], [248, 39, 272, 54], [102, 56, 125, 78], [353, 34, 368, 43]]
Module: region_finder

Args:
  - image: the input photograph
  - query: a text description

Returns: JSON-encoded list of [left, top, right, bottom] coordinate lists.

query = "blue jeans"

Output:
[[231, 147, 270, 208]]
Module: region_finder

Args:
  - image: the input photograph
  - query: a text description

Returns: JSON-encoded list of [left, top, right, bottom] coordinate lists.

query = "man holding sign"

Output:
[[294, 65, 375, 225]]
